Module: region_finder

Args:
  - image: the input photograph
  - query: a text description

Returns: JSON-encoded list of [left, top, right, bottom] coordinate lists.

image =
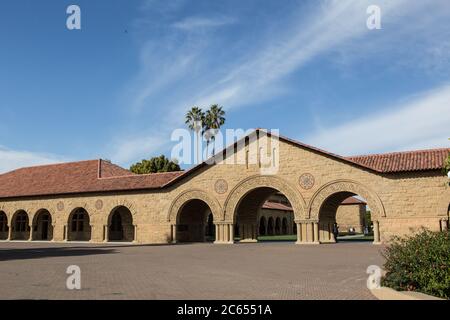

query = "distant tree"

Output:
[[444, 139, 450, 178], [130, 155, 181, 174], [185, 106, 205, 164], [204, 104, 226, 156]]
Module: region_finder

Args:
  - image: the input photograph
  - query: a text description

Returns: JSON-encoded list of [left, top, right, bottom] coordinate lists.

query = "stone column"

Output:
[[373, 220, 381, 244], [440, 219, 448, 232], [215, 224, 219, 242], [214, 223, 234, 244], [103, 225, 108, 242], [296, 220, 320, 245], [228, 224, 234, 244], [172, 224, 177, 243], [133, 225, 138, 243], [28, 225, 33, 241], [313, 221, 319, 244], [295, 222, 302, 244], [7, 225, 12, 241]]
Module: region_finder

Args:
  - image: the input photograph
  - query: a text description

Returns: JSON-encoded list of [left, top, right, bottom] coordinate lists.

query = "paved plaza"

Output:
[[0, 241, 384, 300]]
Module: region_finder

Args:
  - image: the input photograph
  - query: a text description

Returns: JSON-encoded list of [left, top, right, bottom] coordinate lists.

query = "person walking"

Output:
[[332, 222, 339, 243]]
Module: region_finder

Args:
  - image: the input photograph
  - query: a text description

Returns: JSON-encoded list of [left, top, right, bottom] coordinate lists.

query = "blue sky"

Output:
[[0, 0, 449, 172]]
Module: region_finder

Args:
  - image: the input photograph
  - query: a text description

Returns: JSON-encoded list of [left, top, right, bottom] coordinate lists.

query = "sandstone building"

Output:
[[0, 130, 448, 245]]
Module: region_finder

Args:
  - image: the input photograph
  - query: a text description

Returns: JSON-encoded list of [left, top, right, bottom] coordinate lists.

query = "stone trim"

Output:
[[308, 179, 386, 220], [223, 175, 307, 222], [167, 189, 223, 223]]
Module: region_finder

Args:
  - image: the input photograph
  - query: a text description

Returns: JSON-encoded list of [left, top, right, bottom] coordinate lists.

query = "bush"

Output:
[[381, 229, 450, 299]]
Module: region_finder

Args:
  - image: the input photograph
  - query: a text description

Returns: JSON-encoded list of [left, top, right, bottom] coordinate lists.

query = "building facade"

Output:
[[0, 130, 448, 245]]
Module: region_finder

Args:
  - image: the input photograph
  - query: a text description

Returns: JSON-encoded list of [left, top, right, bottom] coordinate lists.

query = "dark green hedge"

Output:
[[382, 229, 450, 299]]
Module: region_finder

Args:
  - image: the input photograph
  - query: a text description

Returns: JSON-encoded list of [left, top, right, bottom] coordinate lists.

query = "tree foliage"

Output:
[[130, 155, 181, 174], [444, 152, 450, 176], [382, 229, 450, 299]]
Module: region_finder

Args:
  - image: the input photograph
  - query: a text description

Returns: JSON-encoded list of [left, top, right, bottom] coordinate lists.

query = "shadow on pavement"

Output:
[[0, 246, 118, 262]]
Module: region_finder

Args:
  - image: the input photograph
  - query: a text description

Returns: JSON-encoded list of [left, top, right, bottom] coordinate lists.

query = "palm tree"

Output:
[[204, 104, 226, 156], [185, 107, 205, 164]]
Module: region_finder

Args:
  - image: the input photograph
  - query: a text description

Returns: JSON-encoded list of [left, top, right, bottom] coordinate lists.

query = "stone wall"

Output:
[[0, 135, 448, 245]]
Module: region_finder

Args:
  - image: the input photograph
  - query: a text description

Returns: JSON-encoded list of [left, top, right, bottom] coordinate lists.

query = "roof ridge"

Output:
[[347, 147, 450, 159], [0, 159, 98, 175], [98, 170, 184, 180]]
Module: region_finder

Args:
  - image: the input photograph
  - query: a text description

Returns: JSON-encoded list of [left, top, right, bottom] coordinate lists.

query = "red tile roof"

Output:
[[0, 130, 448, 199], [341, 197, 367, 205], [262, 201, 293, 211], [346, 148, 450, 173], [0, 160, 184, 199]]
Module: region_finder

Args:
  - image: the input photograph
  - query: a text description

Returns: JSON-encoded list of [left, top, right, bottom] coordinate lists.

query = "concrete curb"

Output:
[[370, 287, 444, 300]]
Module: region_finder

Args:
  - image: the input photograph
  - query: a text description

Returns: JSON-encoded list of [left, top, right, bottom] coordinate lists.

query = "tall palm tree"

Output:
[[185, 107, 205, 164], [205, 104, 226, 156]]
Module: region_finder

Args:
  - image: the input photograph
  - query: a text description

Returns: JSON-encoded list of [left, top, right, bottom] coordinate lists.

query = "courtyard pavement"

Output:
[[0, 241, 384, 300]]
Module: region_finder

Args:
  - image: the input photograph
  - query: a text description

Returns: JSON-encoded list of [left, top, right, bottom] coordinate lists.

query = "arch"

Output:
[[104, 199, 138, 224], [267, 217, 274, 236], [308, 180, 385, 220], [11, 210, 30, 240], [259, 216, 266, 236], [175, 199, 214, 243], [168, 189, 222, 223], [282, 217, 288, 235], [108, 206, 134, 242], [0, 211, 8, 240], [224, 175, 306, 222], [67, 207, 91, 241], [32, 209, 53, 241], [275, 217, 281, 235]]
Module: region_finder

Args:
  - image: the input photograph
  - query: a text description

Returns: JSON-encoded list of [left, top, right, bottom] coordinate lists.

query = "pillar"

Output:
[[133, 225, 138, 243], [103, 225, 108, 242], [313, 222, 319, 244], [28, 225, 33, 241], [373, 220, 381, 244], [7, 225, 12, 241], [296, 220, 320, 245], [440, 219, 448, 232], [171, 224, 177, 243], [228, 224, 234, 244], [295, 222, 301, 244], [214, 223, 234, 244]]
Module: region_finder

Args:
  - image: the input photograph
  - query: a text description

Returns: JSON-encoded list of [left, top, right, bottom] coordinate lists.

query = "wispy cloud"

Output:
[[112, 0, 450, 165], [304, 84, 450, 155], [172, 16, 235, 31], [0, 147, 70, 174]]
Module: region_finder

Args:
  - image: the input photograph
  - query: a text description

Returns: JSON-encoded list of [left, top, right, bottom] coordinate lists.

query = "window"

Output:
[[15, 212, 28, 232], [0, 213, 7, 232], [71, 211, 86, 232]]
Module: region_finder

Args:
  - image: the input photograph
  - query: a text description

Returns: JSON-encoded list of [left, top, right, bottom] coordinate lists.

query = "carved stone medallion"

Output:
[[299, 173, 315, 190], [214, 179, 228, 194], [57, 201, 64, 211], [95, 199, 103, 210]]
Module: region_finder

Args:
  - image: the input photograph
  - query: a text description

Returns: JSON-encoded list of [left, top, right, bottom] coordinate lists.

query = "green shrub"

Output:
[[381, 229, 450, 299]]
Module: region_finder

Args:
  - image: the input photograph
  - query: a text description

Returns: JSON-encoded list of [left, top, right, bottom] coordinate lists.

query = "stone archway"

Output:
[[168, 190, 222, 243], [107, 206, 134, 242], [11, 210, 30, 240], [0, 211, 8, 240], [224, 175, 306, 222], [308, 180, 385, 244], [223, 175, 306, 243], [67, 207, 91, 241], [32, 209, 53, 241]]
